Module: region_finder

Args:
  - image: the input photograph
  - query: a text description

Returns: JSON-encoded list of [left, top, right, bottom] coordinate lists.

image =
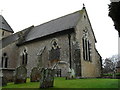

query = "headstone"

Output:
[[0, 76, 7, 86], [54, 69, 61, 77], [1, 77, 7, 86], [71, 68, 75, 78], [40, 68, 54, 88], [66, 68, 75, 79], [0, 69, 7, 86], [66, 68, 71, 79], [14, 66, 27, 84], [30, 67, 41, 82]]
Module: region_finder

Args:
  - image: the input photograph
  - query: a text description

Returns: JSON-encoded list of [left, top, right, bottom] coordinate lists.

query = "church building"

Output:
[[0, 7, 102, 81]]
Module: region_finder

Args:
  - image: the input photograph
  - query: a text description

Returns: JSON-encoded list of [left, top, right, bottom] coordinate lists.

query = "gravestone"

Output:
[[0, 76, 7, 86], [1, 77, 7, 86], [14, 66, 27, 84], [66, 68, 75, 80], [0, 69, 7, 86], [30, 67, 41, 82], [40, 68, 54, 88], [54, 69, 61, 77]]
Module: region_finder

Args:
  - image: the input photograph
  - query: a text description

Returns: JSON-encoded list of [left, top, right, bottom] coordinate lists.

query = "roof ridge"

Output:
[[19, 9, 83, 44], [35, 10, 81, 28]]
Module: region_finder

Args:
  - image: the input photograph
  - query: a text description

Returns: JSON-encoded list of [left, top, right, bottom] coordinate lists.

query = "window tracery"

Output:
[[49, 39, 60, 61], [82, 28, 92, 61]]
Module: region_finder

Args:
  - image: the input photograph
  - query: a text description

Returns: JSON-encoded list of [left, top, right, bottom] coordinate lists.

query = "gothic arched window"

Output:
[[22, 49, 28, 66], [82, 28, 92, 61], [49, 39, 60, 61], [1, 53, 8, 68], [2, 31, 4, 36]]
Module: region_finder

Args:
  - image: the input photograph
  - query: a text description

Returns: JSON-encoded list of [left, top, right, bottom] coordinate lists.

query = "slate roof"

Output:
[[1, 7, 97, 47], [1, 11, 82, 48], [1, 26, 34, 49], [0, 15, 14, 33], [24, 11, 82, 42], [1, 33, 19, 49]]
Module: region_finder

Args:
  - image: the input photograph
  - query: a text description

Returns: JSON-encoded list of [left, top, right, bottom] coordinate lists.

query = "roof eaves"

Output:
[[0, 28, 14, 33], [18, 28, 75, 46]]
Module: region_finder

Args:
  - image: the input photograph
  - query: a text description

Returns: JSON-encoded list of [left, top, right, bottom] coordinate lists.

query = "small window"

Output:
[[2, 22, 4, 24], [2, 31, 4, 36], [4, 53, 8, 68], [84, 15, 86, 19], [22, 49, 28, 66], [1, 53, 8, 68]]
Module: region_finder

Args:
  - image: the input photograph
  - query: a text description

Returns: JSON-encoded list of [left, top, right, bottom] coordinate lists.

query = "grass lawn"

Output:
[[2, 77, 119, 88]]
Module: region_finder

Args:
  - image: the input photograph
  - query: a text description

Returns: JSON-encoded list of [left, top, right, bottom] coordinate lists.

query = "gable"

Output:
[[76, 7, 97, 43], [1, 26, 34, 49], [0, 15, 14, 33]]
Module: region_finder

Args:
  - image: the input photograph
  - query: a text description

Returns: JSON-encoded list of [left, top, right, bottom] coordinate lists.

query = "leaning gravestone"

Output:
[[40, 68, 54, 88], [14, 66, 27, 84], [30, 67, 41, 82]]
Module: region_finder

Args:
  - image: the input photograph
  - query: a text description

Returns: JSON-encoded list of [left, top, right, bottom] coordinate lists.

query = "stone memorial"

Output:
[[14, 66, 27, 84], [54, 69, 61, 77], [40, 68, 54, 88], [0, 69, 7, 86], [2, 77, 7, 86], [66, 68, 75, 80], [0, 76, 7, 86], [30, 67, 41, 82]]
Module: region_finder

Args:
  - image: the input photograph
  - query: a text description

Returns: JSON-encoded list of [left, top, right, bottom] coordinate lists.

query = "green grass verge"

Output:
[[2, 77, 119, 88], [103, 73, 120, 76]]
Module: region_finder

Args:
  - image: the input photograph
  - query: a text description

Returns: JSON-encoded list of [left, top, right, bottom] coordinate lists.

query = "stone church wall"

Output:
[[75, 10, 102, 78], [95, 49, 102, 77], [1, 41, 18, 69], [0, 29, 13, 39], [1, 41, 18, 82], [18, 33, 75, 77]]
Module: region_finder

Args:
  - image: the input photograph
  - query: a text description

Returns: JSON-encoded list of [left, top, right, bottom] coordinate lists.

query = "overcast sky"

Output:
[[0, 0, 118, 59]]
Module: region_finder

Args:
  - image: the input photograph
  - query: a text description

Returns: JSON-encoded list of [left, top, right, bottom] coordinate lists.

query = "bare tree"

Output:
[[103, 55, 119, 78]]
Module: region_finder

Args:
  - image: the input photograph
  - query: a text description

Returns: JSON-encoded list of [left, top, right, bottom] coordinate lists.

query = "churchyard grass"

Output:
[[3, 77, 119, 88]]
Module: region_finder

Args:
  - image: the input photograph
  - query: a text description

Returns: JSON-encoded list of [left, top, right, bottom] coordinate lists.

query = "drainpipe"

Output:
[[68, 34, 72, 69]]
